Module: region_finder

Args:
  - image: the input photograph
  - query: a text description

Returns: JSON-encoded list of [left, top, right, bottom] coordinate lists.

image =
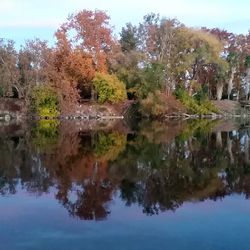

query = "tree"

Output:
[[0, 39, 19, 97], [136, 16, 225, 97], [48, 27, 96, 110], [205, 28, 250, 99], [110, 23, 145, 99], [65, 9, 114, 72], [49, 10, 115, 110], [120, 23, 139, 52], [153, 18, 184, 95], [18, 39, 51, 103], [244, 55, 250, 99], [227, 52, 239, 99]]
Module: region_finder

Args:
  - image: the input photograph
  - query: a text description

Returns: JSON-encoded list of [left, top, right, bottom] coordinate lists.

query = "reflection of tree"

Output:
[[42, 129, 126, 220], [0, 134, 52, 195], [110, 120, 250, 215], [56, 173, 113, 220], [94, 132, 127, 161], [2, 119, 250, 219], [31, 119, 59, 152]]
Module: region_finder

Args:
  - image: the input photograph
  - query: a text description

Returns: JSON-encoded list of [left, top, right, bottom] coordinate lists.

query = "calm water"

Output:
[[1, 118, 250, 249]]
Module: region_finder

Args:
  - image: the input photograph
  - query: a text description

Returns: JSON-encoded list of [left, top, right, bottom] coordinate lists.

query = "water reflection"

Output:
[[0, 118, 250, 220]]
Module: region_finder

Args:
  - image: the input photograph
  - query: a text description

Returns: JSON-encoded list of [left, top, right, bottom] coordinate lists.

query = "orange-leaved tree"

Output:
[[49, 10, 115, 111]]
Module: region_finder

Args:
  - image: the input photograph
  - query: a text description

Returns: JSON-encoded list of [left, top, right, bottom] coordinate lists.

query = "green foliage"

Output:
[[245, 55, 250, 68], [120, 23, 139, 52], [93, 73, 127, 103], [31, 85, 60, 117], [200, 99, 219, 113], [140, 91, 167, 117], [137, 63, 165, 99], [175, 87, 218, 114], [32, 119, 59, 151], [94, 132, 127, 161], [194, 85, 208, 103], [227, 51, 239, 67]]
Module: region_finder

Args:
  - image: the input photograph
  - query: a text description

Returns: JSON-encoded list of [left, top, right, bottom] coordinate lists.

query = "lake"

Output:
[[1, 118, 250, 250]]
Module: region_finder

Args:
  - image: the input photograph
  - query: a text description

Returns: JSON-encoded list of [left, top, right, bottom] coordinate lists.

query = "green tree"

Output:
[[120, 23, 140, 52], [31, 85, 60, 117], [93, 73, 127, 103]]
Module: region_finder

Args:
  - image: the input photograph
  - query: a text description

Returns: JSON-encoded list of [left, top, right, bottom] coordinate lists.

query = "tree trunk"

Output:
[[244, 133, 249, 164], [216, 82, 223, 100], [227, 132, 234, 164], [216, 132, 222, 148], [227, 67, 236, 99], [246, 68, 250, 100], [91, 88, 95, 101]]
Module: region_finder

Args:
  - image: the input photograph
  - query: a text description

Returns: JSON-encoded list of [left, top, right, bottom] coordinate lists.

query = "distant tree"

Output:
[[120, 23, 139, 52], [49, 10, 115, 110], [65, 9, 114, 72], [0, 39, 19, 97], [49, 28, 95, 109], [226, 52, 239, 99], [18, 39, 50, 103]]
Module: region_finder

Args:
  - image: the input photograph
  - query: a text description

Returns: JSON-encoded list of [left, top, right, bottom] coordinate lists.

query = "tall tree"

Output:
[[48, 28, 95, 109], [66, 10, 114, 72], [120, 23, 139, 52], [50, 10, 115, 108], [227, 52, 239, 99], [18, 39, 50, 102], [0, 39, 19, 97]]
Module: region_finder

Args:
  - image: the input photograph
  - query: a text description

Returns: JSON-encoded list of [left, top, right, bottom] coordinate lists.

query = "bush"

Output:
[[174, 87, 218, 115], [32, 85, 60, 117], [194, 85, 209, 103], [140, 91, 167, 117], [93, 73, 127, 103]]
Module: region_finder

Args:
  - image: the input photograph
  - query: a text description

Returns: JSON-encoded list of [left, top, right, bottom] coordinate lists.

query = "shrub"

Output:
[[174, 87, 218, 115], [93, 73, 127, 103], [140, 91, 186, 117], [194, 85, 209, 103], [140, 91, 167, 117], [31, 85, 60, 118]]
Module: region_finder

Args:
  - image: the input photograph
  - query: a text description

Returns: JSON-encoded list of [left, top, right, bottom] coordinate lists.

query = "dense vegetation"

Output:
[[0, 10, 250, 117]]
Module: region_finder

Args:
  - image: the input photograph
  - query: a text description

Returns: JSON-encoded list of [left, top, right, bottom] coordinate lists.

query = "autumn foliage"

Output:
[[1, 9, 250, 117], [46, 10, 115, 112]]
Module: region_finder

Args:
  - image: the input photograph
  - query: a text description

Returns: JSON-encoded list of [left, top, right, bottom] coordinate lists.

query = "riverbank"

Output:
[[165, 100, 250, 119], [1, 98, 250, 121], [0, 98, 134, 121], [212, 100, 243, 116]]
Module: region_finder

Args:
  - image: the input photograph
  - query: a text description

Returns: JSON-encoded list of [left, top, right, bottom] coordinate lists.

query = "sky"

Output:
[[0, 0, 250, 48]]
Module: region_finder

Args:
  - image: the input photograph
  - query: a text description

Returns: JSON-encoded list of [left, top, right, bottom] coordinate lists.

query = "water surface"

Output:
[[1, 118, 250, 250]]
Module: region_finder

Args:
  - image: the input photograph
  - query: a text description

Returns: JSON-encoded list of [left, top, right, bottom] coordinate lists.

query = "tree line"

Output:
[[0, 10, 250, 116]]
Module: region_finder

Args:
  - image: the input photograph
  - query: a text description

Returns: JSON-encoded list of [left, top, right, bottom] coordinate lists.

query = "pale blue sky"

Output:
[[0, 0, 249, 47]]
